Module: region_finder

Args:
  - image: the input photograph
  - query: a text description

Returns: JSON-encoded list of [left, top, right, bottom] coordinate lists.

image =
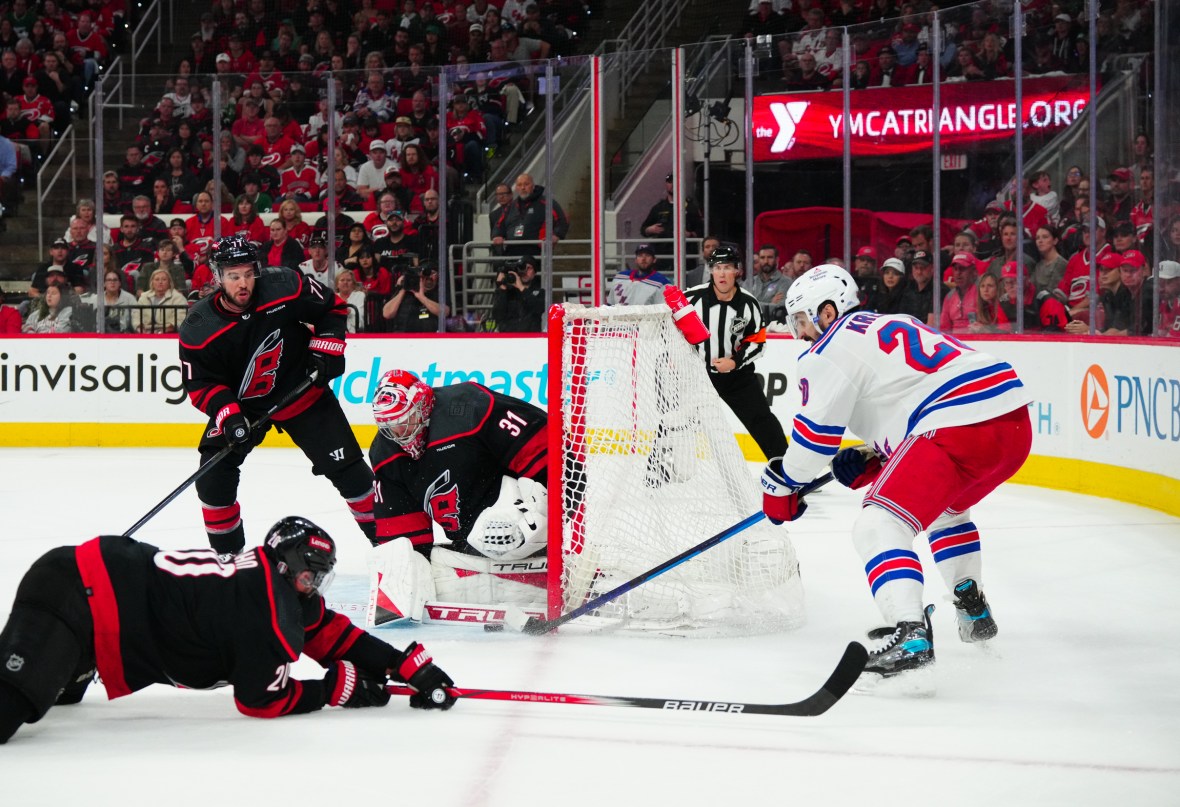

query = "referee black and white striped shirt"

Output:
[[684, 282, 768, 374]]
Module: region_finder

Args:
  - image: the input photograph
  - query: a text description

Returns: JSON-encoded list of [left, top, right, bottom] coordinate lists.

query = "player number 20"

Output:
[[498, 410, 528, 437], [267, 664, 290, 692], [877, 320, 963, 373]]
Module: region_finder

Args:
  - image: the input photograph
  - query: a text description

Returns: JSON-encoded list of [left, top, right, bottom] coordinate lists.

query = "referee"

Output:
[[685, 245, 787, 460]]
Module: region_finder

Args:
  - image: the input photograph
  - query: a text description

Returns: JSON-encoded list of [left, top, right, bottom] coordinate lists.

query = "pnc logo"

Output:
[[769, 101, 810, 153], [1080, 364, 1110, 438]]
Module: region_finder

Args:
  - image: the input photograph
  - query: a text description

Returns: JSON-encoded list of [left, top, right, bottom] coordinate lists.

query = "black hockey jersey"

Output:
[[74, 535, 395, 717], [370, 383, 547, 554], [178, 266, 348, 421]]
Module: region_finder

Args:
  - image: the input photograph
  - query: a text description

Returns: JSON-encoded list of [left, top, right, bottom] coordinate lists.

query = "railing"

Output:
[[128, 0, 164, 104], [35, 125, 77, 260], [89, 56, 126, 179]]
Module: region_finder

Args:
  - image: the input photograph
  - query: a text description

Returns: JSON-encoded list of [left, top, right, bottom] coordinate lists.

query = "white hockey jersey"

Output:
[[779, 311, 1031, 486]]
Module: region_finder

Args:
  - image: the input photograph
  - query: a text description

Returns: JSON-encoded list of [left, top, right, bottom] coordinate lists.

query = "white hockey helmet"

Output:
[[784, 263, 860, 338], [372, 369, 435, 459]]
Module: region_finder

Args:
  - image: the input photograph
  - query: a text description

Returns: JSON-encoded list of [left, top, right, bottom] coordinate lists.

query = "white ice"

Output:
[[1, 447, 1178, 806]]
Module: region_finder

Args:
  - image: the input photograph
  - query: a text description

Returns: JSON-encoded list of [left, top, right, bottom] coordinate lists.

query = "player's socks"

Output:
[[952, 579, 997, 642], [863, 604, 935, 679]]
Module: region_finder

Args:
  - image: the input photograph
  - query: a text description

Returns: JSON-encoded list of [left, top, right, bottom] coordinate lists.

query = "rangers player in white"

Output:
[[759, 265, 1032, 684]]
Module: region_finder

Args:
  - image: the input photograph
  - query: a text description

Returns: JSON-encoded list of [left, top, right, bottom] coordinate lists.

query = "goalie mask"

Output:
[[372, 369, 435, 459], [784, 264, 860, 339], [262, 516, 337, 597]]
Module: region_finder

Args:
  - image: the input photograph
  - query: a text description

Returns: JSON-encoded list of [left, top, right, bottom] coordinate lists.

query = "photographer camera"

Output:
[[491, 255, 545, 333], [382, 258, 450, 333]]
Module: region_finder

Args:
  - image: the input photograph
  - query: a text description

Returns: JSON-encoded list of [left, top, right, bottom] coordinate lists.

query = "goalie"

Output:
[[366, 370, 549, 624]]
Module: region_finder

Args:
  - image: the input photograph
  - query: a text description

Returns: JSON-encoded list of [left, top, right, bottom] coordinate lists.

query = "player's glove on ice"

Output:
[[324, 660, 392, 709], [761, 457, 807, 525], [394, 642, 456, 711], [307, 337, 346, 388], [832, 445, 883, 490]]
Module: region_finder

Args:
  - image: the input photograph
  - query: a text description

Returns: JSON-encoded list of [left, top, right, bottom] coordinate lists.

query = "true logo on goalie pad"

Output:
[[662, 700, 745, 713]]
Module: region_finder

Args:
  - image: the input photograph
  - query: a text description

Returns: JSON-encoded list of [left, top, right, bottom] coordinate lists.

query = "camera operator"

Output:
[[491, 254, 545, 332], [381, 259, 449, 332]]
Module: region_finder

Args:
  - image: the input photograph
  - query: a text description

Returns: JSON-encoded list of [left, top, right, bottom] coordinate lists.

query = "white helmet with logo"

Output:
[[784, 263, 860, 338]]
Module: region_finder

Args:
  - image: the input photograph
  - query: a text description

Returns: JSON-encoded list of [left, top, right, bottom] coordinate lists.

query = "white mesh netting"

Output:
[[553, 303, 805, 635]]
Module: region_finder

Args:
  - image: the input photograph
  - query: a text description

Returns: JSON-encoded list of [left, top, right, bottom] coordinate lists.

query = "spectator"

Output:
[[946, 46, 984, 81], [112, 214, 155, 273], [968, 271, 1009, 333], [356, 140, 395, 200], [1031, 225, 1067, 296], [893, 23, 922, 66], [1131, 167, 1153, 244], [744, 243, 787, 321], [136, 239, 188, 295], [0, 131, 20, 217], [64, 198, 103, 244], [1066, 252, 1123, 335], [335, 268, 367, 333], [940, 251, 979, 333], [607, 243, 671, 306], [135, 267, 188, 333], [17, 74, 52, 146], [897, 248, 935, 325], [893, 234, 913, 261], [184, 191, 227, 256], [849, 60, 873, 90], [899, 43, 935, 86], [157, 148, 200, 204], [1157, 261, 1180, 338], [412, 190, 443, 264], [227, 194, 268, 246], [492, 172, 569, 258], [1109, 220, 1142, 261], [999, 263, 1070, 333], [0, 289, 20, 332], [868, 257, 908, 314], [966, 202, 1003, 258], [852, 246, 880, 306], [321, 168, 364, 212], [63, 216, 96, 291], [976, 33, 1010, 79], [1107, 249, 1153, 336], [1162, 215, 1180, 263], [22, 283, 77, 333], [100, 170, 128, 215], [641, 172, 703, 243], [686, 235, 722, 288], [89, 269, 139, 333], [66, 12, 108, 89], [445, 93, 487, 184], [278, 145, 321, 203], [27, 238, 70, 299], [1056, 217, 1111, 324], [1107, 167, 1134, 223], [491, 254, 545, 332], [872, 46, 904, 87], [984, 220, 1034, 282], [1050, 13, 1081, 71], [1028, 170, 1060, 223], [259, 218, 307, 271], [300, 231, 343, 288], [815, 28, 844, 82], [787, 248, 813, 280], [1060, 165, 1086, 214], [382, 260, 448, 332], [787, 50, 833, 90], [338, 222, 374, 274]]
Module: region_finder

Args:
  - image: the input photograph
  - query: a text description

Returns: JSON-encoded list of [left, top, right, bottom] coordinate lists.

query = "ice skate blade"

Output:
[[852, 665, 936, 698]]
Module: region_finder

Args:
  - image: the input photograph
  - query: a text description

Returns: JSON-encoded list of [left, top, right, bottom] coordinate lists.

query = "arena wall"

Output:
[[1, 334, 1176, 515]]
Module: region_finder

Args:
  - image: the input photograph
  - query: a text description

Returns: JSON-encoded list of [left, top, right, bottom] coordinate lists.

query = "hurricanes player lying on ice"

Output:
[[366, 370, 549, 624], [178, 236, 377, 554], [759, 265, 1031, 684], [0, 517, 456, 744]]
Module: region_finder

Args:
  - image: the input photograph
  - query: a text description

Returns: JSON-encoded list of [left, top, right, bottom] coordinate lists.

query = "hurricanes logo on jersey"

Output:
[[239, 329, 284, 399], [425, 469, 461, 531]]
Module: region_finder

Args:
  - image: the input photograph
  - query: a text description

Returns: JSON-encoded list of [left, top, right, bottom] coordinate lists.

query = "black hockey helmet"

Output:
[[262, 516, 337, 597], [210, 234, 261, 283], [707, 243, 742, 268]]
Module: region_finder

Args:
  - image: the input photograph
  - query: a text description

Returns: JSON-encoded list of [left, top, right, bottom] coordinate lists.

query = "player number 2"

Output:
[[877, 320, 961, 373], [499, 410, 527, 437]]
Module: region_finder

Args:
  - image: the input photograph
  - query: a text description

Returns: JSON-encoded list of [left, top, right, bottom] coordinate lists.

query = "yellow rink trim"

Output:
[[1, 424, 1177, 518]]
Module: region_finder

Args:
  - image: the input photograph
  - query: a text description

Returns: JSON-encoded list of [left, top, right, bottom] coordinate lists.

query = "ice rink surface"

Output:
[[1, 447, 1178, 806]]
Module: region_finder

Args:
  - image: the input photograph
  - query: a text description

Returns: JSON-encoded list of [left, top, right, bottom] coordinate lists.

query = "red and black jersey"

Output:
[[370, 383, 547, 554], [73, 535, 394, 717], [178, 266, 348, 423]]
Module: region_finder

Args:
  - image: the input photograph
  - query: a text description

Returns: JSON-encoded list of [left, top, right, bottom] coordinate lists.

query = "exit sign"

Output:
[[941, 154, 968, 170]]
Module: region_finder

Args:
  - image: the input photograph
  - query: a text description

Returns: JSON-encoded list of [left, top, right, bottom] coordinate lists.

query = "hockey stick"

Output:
[[122, 374, 318, 537], [501, 473, 835, 636], [387, 640, 867, 717]]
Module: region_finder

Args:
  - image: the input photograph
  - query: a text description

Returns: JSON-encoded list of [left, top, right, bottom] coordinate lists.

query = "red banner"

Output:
[[751, 76, 1092, 162]]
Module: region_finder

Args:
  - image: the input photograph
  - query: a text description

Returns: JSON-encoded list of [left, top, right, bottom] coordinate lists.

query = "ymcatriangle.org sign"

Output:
[[751, 76, 1092, 161]]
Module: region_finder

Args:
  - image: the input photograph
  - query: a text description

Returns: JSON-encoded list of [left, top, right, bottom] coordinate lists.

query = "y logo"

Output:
[[769, 101, 810, 153]]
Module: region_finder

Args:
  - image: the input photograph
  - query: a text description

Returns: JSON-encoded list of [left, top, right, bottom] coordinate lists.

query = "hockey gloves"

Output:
[[307, 337, 347, 389], [215, 404, 252, 451], [394, 642, 456, 711], [761, 457, 807, 524], [324, 660, 392, 709], [832, 445, 883, 490]]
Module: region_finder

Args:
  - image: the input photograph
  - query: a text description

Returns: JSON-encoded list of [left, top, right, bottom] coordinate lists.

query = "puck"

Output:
[[484, 624, 505, 633]]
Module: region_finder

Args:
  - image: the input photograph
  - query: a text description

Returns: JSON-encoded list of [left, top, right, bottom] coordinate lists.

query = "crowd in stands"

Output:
[[741, 0, 1155, 91]]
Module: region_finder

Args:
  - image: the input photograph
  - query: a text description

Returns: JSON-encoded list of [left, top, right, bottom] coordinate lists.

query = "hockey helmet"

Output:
[[784, 264, 860, 339], [210, 234, 260, 284], [707, 243, 742, 270], [372, 369, 435, 459], [262, 516, 337, 597]]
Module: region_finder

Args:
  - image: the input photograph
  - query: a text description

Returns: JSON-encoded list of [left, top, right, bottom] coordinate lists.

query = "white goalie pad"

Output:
[[432, 545, 547, 607], [466, 476, 548, 561], [366, 537, 436, 627]]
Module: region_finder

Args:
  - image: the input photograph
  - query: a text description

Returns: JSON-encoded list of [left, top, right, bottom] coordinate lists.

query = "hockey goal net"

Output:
[[546, 303, 805, 635]]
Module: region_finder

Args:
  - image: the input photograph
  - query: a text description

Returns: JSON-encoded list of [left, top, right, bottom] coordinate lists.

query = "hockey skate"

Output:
[[855, 605, 936, 696], [952, 579, 997, 642]]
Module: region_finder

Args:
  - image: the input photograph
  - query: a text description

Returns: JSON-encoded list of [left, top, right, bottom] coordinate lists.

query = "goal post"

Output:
[[546, 302, 806, 635]]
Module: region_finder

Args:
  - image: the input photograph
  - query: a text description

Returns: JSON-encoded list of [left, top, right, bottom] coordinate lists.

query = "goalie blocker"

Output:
[[367, 372, 549, 625]]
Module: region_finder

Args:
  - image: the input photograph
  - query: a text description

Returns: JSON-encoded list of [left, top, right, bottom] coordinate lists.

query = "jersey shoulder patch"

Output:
[[178, 297, 231, 348], [255, 267, 303, 306], [429, 383, 495, 441]]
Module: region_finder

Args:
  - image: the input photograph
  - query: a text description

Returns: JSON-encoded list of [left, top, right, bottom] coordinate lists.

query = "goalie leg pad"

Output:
[[431, 546, 546, 606], [366, 538, 436, 626]]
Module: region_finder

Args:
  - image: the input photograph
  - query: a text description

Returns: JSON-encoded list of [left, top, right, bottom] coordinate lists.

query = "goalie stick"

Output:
[[498, 473, 835, 636], [387, 640, 868, 717], [122, 373, 317, 537]]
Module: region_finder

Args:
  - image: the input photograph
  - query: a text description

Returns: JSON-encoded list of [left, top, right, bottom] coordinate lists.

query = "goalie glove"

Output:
[[324, 660, 392, 709], [467, 476, 547, 561], [393, 642, 456, 711], [832, 445, 883, 490], [760, 457, 807, 524]]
